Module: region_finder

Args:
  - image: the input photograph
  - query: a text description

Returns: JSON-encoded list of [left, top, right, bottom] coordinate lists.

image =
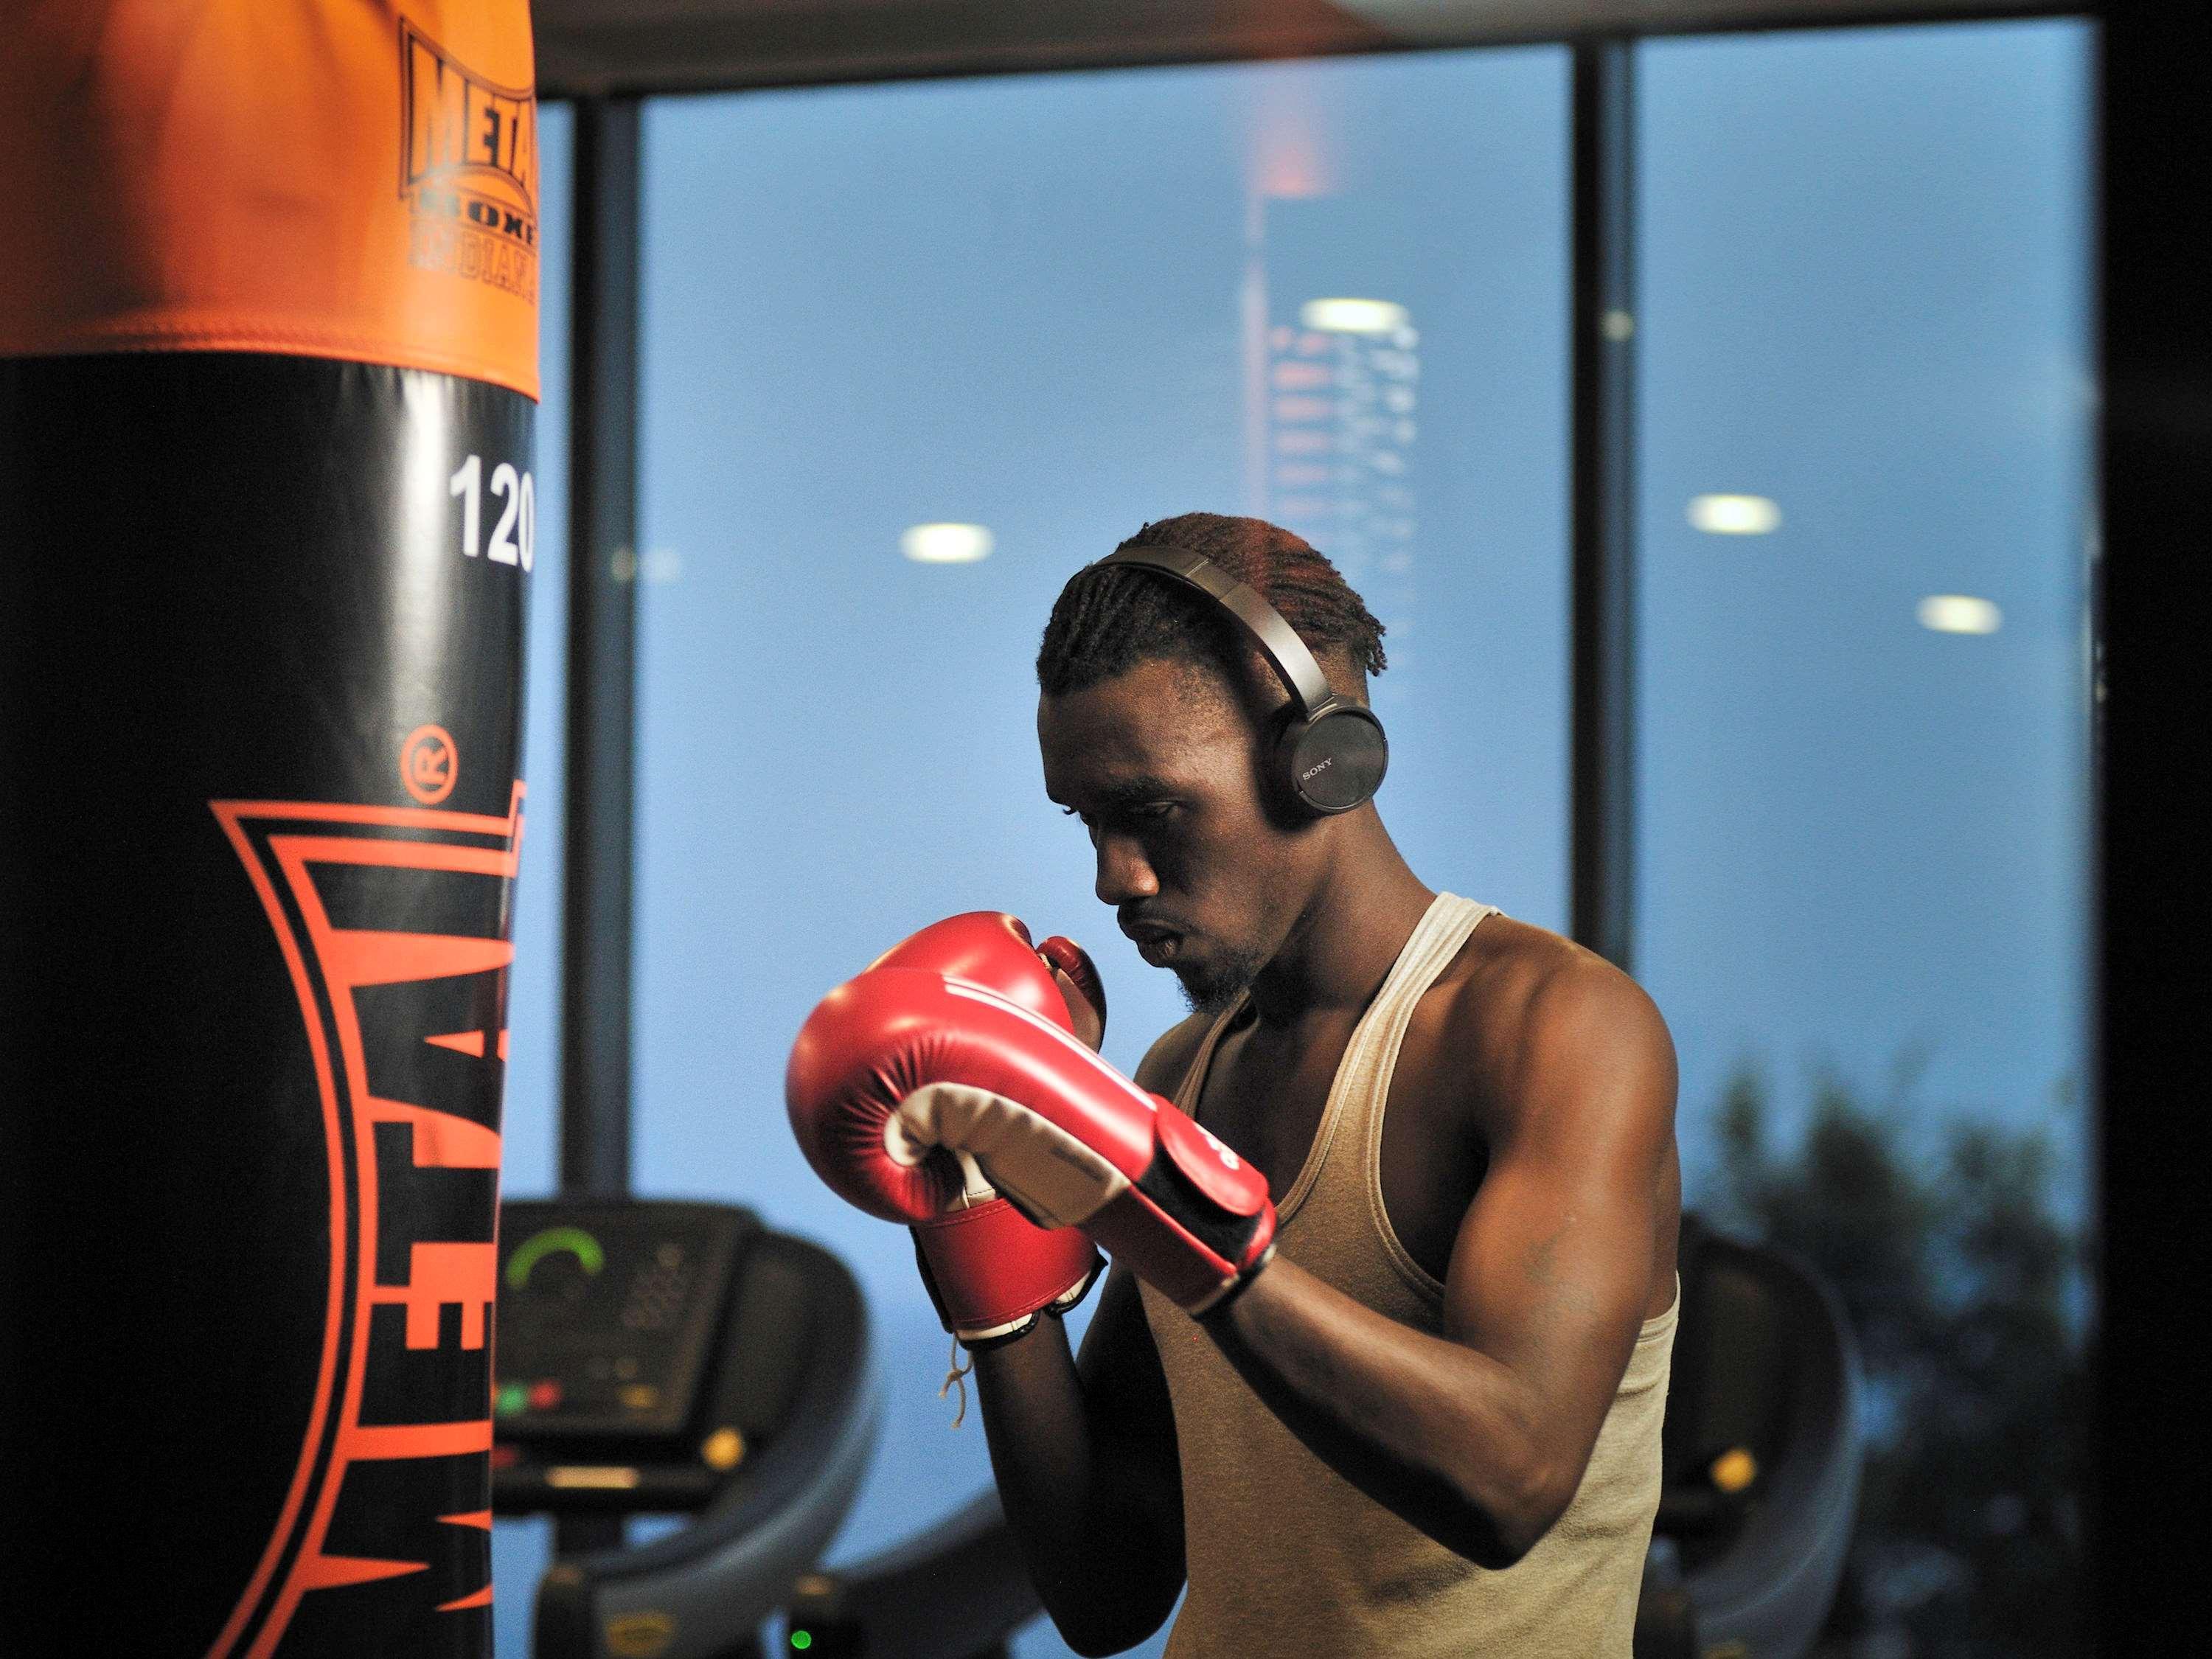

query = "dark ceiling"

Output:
[[533, 0, 2063, 98]]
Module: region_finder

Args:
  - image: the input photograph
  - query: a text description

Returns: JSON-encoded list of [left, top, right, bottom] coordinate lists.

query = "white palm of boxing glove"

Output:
[[856, 912, 1109, 1349], [788, 967, 1276, 1317]]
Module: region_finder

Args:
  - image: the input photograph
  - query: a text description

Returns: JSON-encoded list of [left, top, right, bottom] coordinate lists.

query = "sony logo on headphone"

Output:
[[1301, 757, 1334, 782]]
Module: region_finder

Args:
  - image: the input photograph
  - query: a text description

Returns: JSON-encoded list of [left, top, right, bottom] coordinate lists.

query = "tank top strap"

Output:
[[1169, 995, 1249, 1113], [1276, 893, 1497, 1224]]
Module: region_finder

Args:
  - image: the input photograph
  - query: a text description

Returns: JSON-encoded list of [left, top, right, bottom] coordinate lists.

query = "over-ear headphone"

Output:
[[1097, 543, 1388, 816]]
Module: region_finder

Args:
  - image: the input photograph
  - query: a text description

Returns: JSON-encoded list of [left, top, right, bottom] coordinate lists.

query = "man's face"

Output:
[[1038, 658, 1307, 1015]]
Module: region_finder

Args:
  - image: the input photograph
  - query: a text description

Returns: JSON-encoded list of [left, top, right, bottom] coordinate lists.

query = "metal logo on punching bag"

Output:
[[400, 21, 539, 303], [204, 779, 525, 1657]]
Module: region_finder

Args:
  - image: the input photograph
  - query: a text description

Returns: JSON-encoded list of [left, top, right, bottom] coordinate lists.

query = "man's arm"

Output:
[[966, 1018, 1205, 1656], [1201, 956, 1677, 1568], [972, 1265, 1183, 1655]]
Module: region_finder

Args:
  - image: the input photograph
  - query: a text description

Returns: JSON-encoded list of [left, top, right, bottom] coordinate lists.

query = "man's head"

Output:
[[1034, 513, 1387, 1014]]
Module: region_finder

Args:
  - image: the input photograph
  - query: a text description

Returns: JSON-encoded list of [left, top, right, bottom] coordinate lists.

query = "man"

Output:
[[795, 512, 1680, 1656]]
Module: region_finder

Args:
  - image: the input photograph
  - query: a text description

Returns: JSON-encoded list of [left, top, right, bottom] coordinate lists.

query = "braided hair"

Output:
[[1035, 512, 1386, 703]]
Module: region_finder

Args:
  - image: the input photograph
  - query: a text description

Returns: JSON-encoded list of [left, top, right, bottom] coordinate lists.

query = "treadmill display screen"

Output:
[[493, 1201, 745, 1440]]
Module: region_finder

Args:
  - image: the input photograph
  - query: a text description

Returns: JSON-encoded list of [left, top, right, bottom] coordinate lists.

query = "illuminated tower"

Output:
[[1251, 195, 1419, 665], [1266, 300, 1417, 594]]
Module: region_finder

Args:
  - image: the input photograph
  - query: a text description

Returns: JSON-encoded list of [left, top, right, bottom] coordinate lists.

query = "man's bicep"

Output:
[[1441, 970, 1676, 1478]]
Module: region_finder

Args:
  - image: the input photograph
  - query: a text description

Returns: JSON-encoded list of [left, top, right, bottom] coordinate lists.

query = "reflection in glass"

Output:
[[1635, 22, 2093, 1653], [634, 49, 1571, 1659]]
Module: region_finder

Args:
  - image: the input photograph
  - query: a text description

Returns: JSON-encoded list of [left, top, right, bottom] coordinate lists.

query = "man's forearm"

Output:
[[970, 1326, 1176, 1652], [1205, 1258, 1559, 1567], [971, 1322, 1096, 1563]]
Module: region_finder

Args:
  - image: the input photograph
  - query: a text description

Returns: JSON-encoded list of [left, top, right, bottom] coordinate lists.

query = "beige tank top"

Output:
[[1137, 893, 1677, 1658]]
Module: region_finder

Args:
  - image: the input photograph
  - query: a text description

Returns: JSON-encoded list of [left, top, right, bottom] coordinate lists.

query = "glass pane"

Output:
[[490, 92, 572, 1659], [503, 106, 574, 1206], [1635, 21, 2092, 1652], [634, 50, 1570, 1654]]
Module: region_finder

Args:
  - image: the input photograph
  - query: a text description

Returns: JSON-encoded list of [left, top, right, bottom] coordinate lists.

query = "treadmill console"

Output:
[[493, 1198, 762, 1512]]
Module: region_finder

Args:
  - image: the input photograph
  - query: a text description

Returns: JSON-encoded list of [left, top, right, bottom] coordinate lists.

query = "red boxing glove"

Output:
[[787, 967, 1276, 1316], [857, 913, 1104, 1347], [867, 911, 1102, 1039], [1035, 933, 1107, 1050]]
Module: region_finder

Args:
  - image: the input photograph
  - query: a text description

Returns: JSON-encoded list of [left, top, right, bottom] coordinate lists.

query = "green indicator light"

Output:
[[496, 1383, 528, 1416], [506, 1226, 605, 1290], [790, 1632, 812, 1651]]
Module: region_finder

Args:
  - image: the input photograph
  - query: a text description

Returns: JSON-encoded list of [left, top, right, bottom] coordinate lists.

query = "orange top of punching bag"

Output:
[[0, 0, 540, 401]]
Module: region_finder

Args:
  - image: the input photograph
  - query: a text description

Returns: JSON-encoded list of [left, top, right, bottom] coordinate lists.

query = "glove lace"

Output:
[[938, 1332, 973, 1428]]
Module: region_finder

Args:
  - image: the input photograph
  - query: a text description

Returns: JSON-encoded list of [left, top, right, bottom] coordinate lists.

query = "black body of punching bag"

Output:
[[0, 352, 534, 1654]]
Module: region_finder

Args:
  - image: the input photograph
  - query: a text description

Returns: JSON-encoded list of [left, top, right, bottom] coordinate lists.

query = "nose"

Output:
[[1093, 830, 1159, 908]]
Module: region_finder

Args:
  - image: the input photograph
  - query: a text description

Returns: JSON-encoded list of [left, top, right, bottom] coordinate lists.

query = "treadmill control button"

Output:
[[700, 1427, 745, 1471]]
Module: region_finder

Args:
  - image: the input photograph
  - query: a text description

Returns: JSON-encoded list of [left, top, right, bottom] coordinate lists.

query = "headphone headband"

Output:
[[1095, 544, 1339, 717], [1093, 540, 1388, 815]]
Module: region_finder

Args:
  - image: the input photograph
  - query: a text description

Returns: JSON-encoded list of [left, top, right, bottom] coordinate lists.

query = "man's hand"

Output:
[[830, 912, 1105, 1349], [787, 966, 1277, 1315]]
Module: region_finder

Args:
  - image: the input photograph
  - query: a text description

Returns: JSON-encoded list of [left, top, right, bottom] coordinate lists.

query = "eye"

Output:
[[1062, 801, 1175, 837]]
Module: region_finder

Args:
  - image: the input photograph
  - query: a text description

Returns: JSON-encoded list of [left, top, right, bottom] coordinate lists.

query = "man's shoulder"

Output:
[[1446, 914, 1674, 1100], [1132, 1009, 1217, 1097], [1446, 911, 1584, 1017]]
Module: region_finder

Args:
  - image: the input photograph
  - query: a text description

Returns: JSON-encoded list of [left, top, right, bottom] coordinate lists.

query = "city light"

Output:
[[1916, 594, 2003, 634], [1686, 493, 1783, 535], [1299, 298, 1411, 335], [900, 522, 994, 564]]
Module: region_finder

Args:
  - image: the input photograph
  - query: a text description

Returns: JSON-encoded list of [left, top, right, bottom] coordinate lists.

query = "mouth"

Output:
[[1121, 919, 1183, 966]]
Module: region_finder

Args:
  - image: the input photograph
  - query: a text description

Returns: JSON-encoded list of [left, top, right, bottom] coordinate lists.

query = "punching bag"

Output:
[[1, 4, 538, 1653]]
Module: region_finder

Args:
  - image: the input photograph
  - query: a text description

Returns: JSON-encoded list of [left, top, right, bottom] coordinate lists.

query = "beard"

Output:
[[1171, 940, 1268, 1018]]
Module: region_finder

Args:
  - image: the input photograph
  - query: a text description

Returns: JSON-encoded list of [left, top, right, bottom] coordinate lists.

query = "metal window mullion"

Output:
[[1570, 42, 1638, 973], [560, 96, 643, 1202]]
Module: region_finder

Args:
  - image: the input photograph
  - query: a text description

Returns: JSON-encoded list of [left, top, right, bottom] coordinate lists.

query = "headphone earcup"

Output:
[[1281, 706, 1388, 815]]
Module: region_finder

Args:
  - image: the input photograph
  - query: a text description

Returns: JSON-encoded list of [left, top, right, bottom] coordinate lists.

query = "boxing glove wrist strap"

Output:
[[912, 1196, 1102, 1343], [1189, 1240, 1276, 1324]]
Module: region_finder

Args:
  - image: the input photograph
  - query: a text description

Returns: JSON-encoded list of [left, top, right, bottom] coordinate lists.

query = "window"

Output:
[[1634, 23, 2093, 1646], [1636, 18, 2092, 1231], [509, 24, 2094, 1654], [630, 50, 1571, 1641], [488, 93, 573, 1649]]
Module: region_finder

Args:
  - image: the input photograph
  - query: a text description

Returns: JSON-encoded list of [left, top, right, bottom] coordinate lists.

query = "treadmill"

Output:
[[492, 1197, 878, 1659]]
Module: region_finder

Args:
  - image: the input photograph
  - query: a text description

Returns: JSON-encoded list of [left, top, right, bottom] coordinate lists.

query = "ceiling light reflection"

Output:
[[900, 523, 994, 565], [1300, 299, 1410, 335], [1687, 494, 1782, 535], [1916, 594, 2002, 635]]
